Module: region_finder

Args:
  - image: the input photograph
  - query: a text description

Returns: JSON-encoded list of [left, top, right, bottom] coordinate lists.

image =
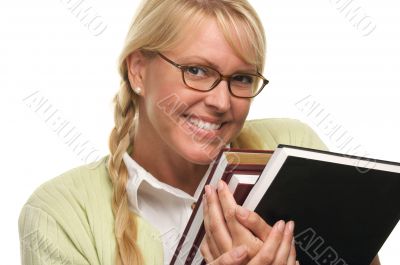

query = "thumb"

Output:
[[235, 205, 271, 241]]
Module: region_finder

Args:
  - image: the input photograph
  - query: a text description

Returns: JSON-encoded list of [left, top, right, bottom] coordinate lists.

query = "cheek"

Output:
[[233, 100, 251, 124], [143, 74, 190, 130], [228, 100, 251, 139]]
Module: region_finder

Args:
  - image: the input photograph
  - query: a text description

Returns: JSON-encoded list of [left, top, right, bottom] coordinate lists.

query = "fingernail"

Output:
[[205, 185, 211, 197], [236, 206, 249, 218], [296, 260, 300, 265], [217, 180, 224, 191], [285, 220, 295, 235], [202, 195, 208, 209], [275, 220, 285, 232], [232, 245, 247, 259]]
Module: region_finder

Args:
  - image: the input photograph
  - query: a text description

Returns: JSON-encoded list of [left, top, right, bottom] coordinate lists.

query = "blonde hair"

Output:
[[107, 0, 266, 264]]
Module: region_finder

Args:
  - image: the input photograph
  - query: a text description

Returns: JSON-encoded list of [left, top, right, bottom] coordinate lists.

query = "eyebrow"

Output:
[[178, 55, 257, 74]]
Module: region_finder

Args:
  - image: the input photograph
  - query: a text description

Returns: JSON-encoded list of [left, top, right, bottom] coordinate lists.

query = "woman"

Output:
[[105, 0, 296, 263], [18, 0, 380, 264]]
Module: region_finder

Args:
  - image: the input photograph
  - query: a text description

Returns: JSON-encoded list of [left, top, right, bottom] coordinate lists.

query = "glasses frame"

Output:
[[158, 52, 269, 99]]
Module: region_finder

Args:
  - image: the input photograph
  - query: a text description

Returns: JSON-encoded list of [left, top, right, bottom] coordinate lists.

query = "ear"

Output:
[[126, 50, 147, 97]]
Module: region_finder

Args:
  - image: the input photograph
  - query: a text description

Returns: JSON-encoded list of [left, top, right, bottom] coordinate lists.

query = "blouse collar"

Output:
[[122, 152, 210, 215]]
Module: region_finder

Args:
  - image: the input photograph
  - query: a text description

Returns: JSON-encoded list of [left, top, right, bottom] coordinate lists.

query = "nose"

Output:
[[204, 79, 231, 113]]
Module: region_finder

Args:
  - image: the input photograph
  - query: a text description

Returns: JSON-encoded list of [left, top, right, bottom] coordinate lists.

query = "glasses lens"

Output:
[[182, 64, 266, 98], [182, 65, 220, 91], [230, 74, 264, 98]]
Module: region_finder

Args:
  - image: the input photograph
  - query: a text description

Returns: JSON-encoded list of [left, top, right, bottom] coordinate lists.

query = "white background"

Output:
[[1, 0, 399, 264]]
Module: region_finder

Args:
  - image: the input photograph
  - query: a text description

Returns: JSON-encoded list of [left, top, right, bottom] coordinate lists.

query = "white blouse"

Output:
[[122, 152, 211, 264]]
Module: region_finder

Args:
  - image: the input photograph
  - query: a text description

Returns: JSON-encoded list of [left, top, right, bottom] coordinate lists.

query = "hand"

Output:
[[201, 180, 298, 265], [201, 182, 262, 259], [203, 220, 298, 265]]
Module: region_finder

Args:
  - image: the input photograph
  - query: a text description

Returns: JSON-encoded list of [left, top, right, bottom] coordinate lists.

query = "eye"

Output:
[[232, 74, 254, 85], [184, 66, 208, 77]]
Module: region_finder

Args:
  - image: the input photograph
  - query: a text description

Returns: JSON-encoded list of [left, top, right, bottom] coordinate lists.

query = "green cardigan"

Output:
[[18, 118, 327, 265]]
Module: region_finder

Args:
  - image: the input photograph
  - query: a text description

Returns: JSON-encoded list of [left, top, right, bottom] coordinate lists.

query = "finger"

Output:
[[208, 245, 248, 265], [235, 205, 272, 241], [287, 242, 297, 265], [207, 232, 223, 258], [216, 180, 240, 230], [204, 184, 232, 252], [217, 180, 263, 257], [217, 181, 255, 239], [200, 239, 215, 263], [203, 195, 223, 257], [247, 220, 286, 265], [273, 221, 295, 265]]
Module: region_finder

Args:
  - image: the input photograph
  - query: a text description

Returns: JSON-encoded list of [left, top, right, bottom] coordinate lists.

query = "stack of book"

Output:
[[170, 145, 400, 265]]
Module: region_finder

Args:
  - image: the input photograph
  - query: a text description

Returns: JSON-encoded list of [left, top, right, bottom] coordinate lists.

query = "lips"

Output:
[[179, 114, 227, 141]]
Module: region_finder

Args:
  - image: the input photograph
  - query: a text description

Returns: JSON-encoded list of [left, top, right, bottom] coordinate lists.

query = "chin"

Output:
[[178, 141, 226, 165]]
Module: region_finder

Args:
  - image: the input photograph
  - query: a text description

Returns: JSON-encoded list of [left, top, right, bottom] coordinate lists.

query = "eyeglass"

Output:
[[158, 53, 268, 98]]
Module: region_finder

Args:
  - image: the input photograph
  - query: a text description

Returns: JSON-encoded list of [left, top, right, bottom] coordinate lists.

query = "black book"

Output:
[[245, 145, 400, 265]]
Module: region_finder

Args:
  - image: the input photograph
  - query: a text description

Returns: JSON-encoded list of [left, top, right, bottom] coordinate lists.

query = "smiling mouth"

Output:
[[181, 114, 224, 131]]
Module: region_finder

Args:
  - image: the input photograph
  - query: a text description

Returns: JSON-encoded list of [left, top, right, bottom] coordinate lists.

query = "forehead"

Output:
[[168, 18, 255, 71]]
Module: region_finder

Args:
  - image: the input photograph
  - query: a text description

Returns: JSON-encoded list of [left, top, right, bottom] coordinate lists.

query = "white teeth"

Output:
[[187, 117, 221, 131]]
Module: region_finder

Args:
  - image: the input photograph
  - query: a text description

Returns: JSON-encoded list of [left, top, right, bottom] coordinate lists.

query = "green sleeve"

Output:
[[18, 157, 164, 265], [19, 204, 90, 265], [18, 160, 111, 265]]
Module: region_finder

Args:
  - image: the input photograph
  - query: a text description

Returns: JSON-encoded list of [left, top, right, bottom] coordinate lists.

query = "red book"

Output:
[[170, 148, 273, 265]]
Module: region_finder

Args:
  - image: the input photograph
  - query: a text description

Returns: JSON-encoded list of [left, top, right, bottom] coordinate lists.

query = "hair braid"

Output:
[[108, 77, 143, 265]]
